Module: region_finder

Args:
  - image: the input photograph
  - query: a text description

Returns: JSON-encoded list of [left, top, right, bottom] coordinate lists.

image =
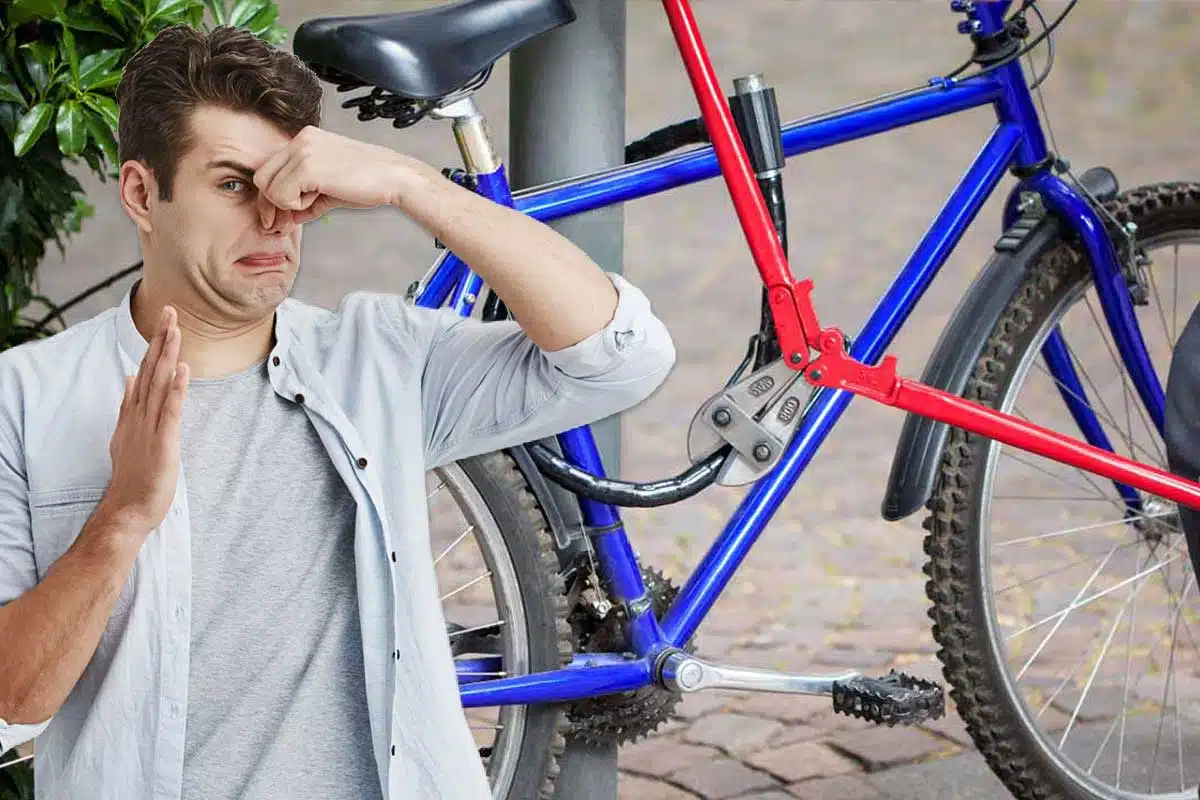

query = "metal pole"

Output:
[[510, 0, 627, 477], [510, 2, 625, 797]]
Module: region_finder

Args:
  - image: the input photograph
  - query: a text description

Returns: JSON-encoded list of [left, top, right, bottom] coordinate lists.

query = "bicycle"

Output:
[[288, 1, 1200, 798]]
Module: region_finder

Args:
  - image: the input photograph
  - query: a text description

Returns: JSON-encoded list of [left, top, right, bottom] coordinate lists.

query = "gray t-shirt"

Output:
[[178, 357, 382, 800]]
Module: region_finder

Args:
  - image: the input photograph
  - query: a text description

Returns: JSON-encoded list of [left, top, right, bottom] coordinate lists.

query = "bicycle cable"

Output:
[[950, 0, 1077, 84], [1019, 1, 1133, 243], [1026, 1, 1055, 91]]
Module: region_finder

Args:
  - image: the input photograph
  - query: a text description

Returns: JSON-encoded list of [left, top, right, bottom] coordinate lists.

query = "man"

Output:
[[0, 23, 674, 800]]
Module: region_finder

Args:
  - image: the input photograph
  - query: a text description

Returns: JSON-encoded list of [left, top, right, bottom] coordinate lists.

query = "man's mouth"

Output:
[[237, 252, 289, 269]]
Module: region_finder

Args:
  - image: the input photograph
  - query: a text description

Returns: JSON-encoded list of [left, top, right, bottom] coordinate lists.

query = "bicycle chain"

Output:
[[831, 669, 945, 727]]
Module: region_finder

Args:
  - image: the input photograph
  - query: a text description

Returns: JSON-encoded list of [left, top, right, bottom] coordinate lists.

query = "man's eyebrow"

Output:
[[206, 159, 255, 179]]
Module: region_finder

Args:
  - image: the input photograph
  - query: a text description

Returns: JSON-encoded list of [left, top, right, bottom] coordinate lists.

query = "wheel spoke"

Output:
[[996, 543, 1135, 596], [1013, 540, 1125, 680], [995, 512, 1169, 548], [999, 447, 1122, 504], [1149, 572, 1192, 793], [1008, 549, 1181, 648], [1031, 353, 1162, 468], [993, 495, 1126, 503], [434, 523, 476, 566], [0, 752, 31, 771], [1173, 244, 1181, 346], [1145, 253, 1174, 353], [441, 570, 493, 601], [1082, 296, 1165, 465], [449, 620, 505, 639], [1057, 570, 1142, 749]]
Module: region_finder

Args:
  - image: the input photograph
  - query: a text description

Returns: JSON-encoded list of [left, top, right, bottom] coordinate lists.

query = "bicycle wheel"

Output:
[[925, 182, 1200, 799], [428, 451, 574, 800]]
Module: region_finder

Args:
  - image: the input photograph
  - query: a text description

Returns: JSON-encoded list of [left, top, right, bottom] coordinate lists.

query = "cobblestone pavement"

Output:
[[36, 2, 1200, 798]]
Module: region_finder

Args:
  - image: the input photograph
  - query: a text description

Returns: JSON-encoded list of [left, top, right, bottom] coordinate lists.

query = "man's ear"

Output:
[[119, 160, 158, 234]]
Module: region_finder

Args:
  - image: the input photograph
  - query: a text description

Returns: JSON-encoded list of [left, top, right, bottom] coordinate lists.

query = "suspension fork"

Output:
[[660, 0, 1200, 511]]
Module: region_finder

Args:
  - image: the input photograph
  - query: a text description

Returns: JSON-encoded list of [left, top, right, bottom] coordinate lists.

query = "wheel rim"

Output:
[[978, 231, 1200, 799], [427, 463, 531, 799]]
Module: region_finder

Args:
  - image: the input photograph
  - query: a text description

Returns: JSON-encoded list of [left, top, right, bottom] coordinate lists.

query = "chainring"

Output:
[[565, 566, 695, 745]]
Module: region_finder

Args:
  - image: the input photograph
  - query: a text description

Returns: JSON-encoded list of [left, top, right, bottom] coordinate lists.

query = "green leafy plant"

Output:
[[0, 1, 285, 793], [0, 0, 286, 349]]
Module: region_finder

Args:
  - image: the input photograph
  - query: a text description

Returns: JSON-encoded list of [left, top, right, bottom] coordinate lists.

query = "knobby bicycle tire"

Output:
[[925, 181, 1200, 799]]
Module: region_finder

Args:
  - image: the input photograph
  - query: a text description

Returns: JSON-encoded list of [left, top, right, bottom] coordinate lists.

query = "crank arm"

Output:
[[658, 651, 859, 696], [657, 650, 946, 725]]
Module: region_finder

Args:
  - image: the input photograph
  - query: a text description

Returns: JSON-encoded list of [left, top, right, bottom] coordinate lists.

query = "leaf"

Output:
[[84, 107, 118, 167], [60, 8, 120, 37], [0, 76, 24, 106], [0, 103, 21, 140], [6, 0, 63, 25], [99, 0, 126, 22], [82, 93, 118, 128], [244, 3, 278, 35], [206, 0, 229, 25], [59, 24, 80, 88], [55, 101, 86, 156], [226, 0, 263, 27], [84, 71, 123, 91], [148, 0, 192, 22], [78, 49, 123, 90], [19, 43, 57, 95], [13, 102, 54, 156]]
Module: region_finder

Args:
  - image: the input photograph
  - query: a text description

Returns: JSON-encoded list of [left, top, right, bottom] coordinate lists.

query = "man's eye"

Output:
[[220, 179, 246, 192]]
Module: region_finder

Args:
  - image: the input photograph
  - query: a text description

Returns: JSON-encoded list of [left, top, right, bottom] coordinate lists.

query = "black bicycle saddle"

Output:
[[293, 0, 577, 100]]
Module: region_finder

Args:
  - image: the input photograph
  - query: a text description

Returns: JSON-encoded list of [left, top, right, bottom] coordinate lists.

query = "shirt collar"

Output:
[[115, 279, 295, 368]]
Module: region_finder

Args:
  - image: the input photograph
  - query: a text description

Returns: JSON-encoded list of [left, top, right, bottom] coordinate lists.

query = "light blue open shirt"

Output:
[[0, 272, 675, 799]]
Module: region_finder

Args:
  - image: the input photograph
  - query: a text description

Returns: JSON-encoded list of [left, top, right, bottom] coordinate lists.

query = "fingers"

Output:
[[253, 142, 292, 198], [145, 318, 181, 424], [136, 306, 174, 408], [292, 193, 335, 226], [119, 375, 135, 417], [158, 362, 189, 433], [261, 156, 310, 212]]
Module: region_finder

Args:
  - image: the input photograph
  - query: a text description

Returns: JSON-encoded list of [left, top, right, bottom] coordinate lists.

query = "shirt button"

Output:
[[272, 356, 280, 367], [391, 745, 396, 756], [357, 457, 368, 469], [390, 551, 396, 563], [393, 649, 400, 660], [294, 393, 305, 404], [175, 606, 184, 620]]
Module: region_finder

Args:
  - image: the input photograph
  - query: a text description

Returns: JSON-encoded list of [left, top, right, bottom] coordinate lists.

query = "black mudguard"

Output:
[[505, 439, 591, 569], [880, 166, 1121, 521]]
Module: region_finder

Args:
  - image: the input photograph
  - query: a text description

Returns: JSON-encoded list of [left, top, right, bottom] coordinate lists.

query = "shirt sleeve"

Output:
[[383, 272, 676, 470], [0, 423, 53, 754]]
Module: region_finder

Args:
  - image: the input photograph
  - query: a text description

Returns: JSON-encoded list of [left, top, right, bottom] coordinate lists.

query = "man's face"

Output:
[[133, 105, 304, 324]]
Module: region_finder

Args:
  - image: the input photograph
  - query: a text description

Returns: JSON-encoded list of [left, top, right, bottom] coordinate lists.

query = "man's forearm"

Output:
[[389, 156, 620, 352], [0, 507, 145, 724]]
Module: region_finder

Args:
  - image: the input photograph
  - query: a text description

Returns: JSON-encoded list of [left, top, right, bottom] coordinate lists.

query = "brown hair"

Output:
[[115, 24, 322, 200]]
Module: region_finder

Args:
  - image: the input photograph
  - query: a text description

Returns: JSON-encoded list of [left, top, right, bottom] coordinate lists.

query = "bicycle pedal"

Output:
[[831, 669, 945, 726]]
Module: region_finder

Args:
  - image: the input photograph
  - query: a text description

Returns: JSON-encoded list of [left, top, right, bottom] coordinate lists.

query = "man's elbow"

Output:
[[620, 324, 677, 405]]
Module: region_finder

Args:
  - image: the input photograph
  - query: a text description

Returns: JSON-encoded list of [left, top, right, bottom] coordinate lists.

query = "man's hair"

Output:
[[115, 24, 323, 200]]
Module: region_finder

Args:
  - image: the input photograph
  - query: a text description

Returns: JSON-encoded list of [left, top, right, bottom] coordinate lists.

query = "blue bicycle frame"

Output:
[[409, 0, 1165, 708]]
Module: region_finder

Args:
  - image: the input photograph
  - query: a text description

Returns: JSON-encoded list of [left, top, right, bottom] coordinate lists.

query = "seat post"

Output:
[[432, 96, 501, 176]]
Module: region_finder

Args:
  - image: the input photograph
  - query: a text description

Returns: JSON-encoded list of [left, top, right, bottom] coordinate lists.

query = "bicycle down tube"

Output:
[[453, 0, 1199, 708]]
